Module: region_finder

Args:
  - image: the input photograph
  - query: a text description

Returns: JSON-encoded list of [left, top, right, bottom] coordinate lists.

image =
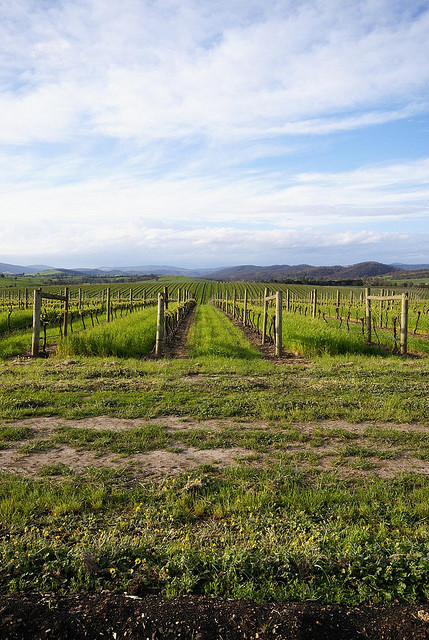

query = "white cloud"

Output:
[[1, 0, 429, 144], [1, 218, 426, 267], [0, 157, 428, 233], [0, 0, 428, 267]]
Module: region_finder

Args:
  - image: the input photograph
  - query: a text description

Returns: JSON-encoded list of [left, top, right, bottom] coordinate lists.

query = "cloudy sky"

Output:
[[1, 0, 428, 269]]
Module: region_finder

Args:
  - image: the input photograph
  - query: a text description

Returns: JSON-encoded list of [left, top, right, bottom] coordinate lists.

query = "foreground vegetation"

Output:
[[2, 463, 429, 603], [0, 286, 428, 604], [57, 307, 158, 358], [0, 348, 429, 603]]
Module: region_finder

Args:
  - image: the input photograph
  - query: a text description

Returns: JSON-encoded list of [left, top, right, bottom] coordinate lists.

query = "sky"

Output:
[[0, 0, 429, 269]]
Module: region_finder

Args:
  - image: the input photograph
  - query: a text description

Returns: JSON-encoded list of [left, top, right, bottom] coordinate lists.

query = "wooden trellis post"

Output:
[[365, 288, 371, 344], [312, 288, 317, 319], [32, 289, 67, 357], [276, 291, 283, 357], [401, 293, 408, 355], [232, 290, 236, 318], [106, 288, 111, 323], [63, 287, 69, 337], [261, 288, 268, 345], [155, 292, 165, 357], [261, 290, 282, 355], [243, 289, 248, 326], [31, 289, 43, 357]]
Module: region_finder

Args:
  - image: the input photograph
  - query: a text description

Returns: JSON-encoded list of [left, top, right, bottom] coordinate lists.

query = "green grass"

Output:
[[1, 466, 429, 602], [188, 305, 262, 359], [0, 309, 33, 335], [57, 307, 158, 357], [0, 353, 427, 423], [0, 297, 429, 604]]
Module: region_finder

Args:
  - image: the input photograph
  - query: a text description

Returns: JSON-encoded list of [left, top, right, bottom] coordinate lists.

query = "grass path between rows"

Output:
[[187, 305, 262, 359]]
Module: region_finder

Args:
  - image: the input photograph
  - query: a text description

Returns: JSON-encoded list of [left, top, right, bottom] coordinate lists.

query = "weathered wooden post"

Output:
[[177, 288, 181, 304], [400, 293, 408, 355], [243, 289, 248, 326], [25, 288, 29, 309], [286, 289, 290, 311], [106, 288, 111, 323], [261, 288, 268, 345], [365, 288, 371, 344], [31, 288, 42, 357], [312, 288, 317, 319], [63, 287, 69, 337], [275, 291, 282, 357], [336, 290, 340, 308], [225, 290, 228, 313], [232, 290, 236, 318], [155, 293, 164, 357], [164, 287, 168, 310], [78, 288, 82, 310]]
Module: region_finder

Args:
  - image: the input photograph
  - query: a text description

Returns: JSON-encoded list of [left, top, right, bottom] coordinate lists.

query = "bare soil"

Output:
[[2, 416, 429, 479], [226, 312, 308, 364], [160, 305, 197, 358], [1, 594, 429, 640]]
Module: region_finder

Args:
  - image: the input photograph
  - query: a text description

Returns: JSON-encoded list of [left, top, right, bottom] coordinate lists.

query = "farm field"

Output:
[[1, 280, 429, 636]]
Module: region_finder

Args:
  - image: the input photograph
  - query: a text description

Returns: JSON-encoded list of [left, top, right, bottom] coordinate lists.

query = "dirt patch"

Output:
[[297, 419, 429, 435], [159, 305, 197, 359], [2, 417, 429, 479], [237, 317, 308, 364], [0, 415, 270, 434], [1, 593, 429, 640], [0, 444, 252, 479]]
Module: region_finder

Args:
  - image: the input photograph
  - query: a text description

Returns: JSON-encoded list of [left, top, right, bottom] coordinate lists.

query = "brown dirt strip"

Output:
[[1, 594, 429, 639], [2, 417, 429, 479], [159, 305, 197, 358], [223, 309, 308, 364]]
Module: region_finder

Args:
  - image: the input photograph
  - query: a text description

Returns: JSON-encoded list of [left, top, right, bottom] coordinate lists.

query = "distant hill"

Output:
[[0, 260, 419, 282], [0, 262, 53, 275], [392, 263, 429, 271], [97, 265, 219, 277], [208, 261, 399, 282]]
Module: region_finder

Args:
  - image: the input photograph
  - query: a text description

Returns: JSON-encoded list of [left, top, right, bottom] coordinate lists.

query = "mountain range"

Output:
[[1, 261, 428, 281]]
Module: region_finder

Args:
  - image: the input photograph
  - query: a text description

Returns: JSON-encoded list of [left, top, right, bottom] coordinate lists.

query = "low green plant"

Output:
[[57, 307, 158, 357], [188, 305, 261, 359]]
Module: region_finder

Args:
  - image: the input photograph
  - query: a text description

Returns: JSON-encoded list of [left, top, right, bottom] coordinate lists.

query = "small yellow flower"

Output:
[[109, 568, 116, 575], [135, 558, 141, 565]]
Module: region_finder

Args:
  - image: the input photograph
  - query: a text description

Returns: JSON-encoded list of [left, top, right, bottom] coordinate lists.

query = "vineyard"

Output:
[[1, 278, 429, 360], [1, 276, 429, 626]]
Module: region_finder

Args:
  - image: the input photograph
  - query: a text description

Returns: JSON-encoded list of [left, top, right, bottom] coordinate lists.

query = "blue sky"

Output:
[[0, 0, 428, 268]]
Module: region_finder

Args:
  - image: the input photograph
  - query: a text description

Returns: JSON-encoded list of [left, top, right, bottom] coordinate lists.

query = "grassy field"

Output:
[[0, 297, 429, 604], [57, 306, 159, 358]]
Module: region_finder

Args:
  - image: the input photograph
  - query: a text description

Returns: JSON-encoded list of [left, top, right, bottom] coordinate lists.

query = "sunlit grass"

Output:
[[188, 305, 261, 359], [57, 307, 158, 357]]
